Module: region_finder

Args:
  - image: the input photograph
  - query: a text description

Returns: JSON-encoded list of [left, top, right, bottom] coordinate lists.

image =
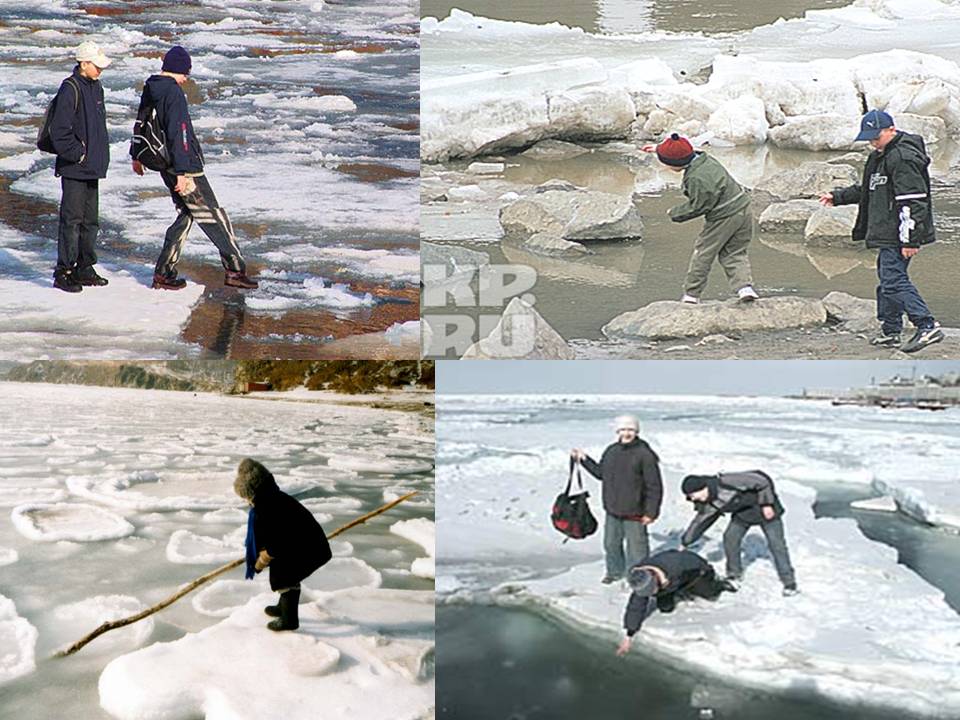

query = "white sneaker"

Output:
[[681, 294, 700, 304], [737, 286, 759, 302], [782, 585, 800, 597]]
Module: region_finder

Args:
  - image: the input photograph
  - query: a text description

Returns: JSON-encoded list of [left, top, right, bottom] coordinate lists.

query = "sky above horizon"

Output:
[[437, 360, 960, 395]]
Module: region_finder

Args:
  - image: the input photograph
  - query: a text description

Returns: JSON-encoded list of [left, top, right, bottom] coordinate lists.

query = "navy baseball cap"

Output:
[[855, 109, 894, 141]]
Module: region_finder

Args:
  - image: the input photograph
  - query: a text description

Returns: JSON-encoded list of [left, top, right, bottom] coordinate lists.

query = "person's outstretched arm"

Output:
[[681, 504, 722, 547]]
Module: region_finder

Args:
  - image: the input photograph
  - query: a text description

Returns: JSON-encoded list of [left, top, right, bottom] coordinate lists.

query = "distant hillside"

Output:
[[236, 361, 435, 394], [4, 361, 237, 393], [2, 361, 435, 395]]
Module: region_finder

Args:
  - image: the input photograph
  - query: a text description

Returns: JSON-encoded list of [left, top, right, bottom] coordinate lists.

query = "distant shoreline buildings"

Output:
[[797, 370, 960, 410]]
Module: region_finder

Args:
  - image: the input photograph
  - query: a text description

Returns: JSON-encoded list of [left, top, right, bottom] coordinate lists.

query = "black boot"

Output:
[[53, 267, 82, 293], [264, 599, 281, 618], [267, 589, 299, 631], [76, 266, 108, 286]]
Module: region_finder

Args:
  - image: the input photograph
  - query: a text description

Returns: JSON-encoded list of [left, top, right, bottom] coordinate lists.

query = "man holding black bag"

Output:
[[571, 415, 663, 584]]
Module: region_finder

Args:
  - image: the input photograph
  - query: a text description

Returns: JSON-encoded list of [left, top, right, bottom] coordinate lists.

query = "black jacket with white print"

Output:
[[831, 131, 935, 250]]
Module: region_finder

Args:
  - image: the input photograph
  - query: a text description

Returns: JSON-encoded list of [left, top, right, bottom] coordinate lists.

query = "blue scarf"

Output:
[[244, 507, 257, 580]]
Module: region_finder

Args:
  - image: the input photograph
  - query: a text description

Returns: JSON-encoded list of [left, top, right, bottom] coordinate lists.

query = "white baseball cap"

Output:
[[614, 414, 640, 432], [76, 41, 112, 69]]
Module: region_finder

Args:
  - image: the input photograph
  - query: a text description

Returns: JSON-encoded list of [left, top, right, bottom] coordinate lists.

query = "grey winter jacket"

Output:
[[581, 438, 663, 519], [681, 470, 784, 546]]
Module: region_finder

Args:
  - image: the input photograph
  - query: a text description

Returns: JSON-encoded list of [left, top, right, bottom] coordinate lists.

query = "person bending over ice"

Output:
[[616, 549, 736, 656], [234, 458, 332, 631], [680, 471, 798, 597]]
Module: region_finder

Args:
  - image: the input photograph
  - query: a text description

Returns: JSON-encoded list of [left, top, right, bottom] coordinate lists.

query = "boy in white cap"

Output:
[[48, 41, 112, 293], [571, 415, 663, 584]]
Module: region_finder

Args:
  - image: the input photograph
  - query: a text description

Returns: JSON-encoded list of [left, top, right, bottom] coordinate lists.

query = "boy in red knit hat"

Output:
[[644, 134, 758, 304]]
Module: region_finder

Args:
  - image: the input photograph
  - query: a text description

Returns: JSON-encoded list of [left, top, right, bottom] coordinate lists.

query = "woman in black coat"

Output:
[[234, 458, 332, 631]]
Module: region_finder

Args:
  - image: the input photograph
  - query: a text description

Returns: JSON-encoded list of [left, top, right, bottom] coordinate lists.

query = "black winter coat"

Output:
[[681, 470, 785, 546], [50, 66, 109, 180], [136, 75, 204, 175], [623, 550, 715, 635], [582, 438, 663, 518], [254, 488, 332, 591], [832, 132, 935, 249]]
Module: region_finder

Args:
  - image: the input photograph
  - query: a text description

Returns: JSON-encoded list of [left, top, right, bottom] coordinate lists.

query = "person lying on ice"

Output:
[[616, 549, 736, 656], [132, 45, 258, 291], [571, 414, 663, 585], [642, 134, 759, 304], [680, 471, 798, 597], [234, 458, 332, 631]]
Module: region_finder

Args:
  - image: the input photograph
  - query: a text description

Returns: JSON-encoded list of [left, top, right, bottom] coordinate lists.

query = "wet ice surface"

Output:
[[0, 0, 419, 358], [436, 394, 960, 717], [0, 382, 434, 719]]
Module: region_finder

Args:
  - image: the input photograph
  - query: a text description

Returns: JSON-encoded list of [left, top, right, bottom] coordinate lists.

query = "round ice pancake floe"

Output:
[[166, 529, 243, 564], [0, 593, 37, 684], [51, 595, 154, 655], [192, 580, 267, 618], [11, 503, 135, 542], [303, 557, 382, 593]]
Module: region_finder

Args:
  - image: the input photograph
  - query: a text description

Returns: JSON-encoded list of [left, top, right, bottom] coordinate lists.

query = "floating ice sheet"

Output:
[[0, 594, 37, 686], [11, 503, 135, 542]]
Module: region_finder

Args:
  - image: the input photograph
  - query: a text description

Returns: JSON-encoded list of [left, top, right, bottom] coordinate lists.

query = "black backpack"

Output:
[[551, 459, 598, 542], [130, 104, 170, 172], [37, 77, 79, 154]]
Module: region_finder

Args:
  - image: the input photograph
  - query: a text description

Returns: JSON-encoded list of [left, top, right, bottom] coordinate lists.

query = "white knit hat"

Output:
[[614, 414, 640, 432], [75, 41, 112, 69]]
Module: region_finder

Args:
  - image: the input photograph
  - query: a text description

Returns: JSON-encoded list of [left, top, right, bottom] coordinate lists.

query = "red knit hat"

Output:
[[656, 133, 695, 167]]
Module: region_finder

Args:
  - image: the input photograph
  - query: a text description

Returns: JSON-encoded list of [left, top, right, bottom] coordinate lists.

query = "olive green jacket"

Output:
[[669, 152, 749, 224]]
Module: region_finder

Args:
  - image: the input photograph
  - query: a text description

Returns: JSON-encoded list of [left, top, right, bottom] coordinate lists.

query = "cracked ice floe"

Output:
[[11, 503, 135, 542], [0, 593, 37, 686], [872, 477, 960, 532], [484, 480, 960, 718], [390, 519, 436, 579], [98, 588, 434, 720], [50, 596, 154, 656]]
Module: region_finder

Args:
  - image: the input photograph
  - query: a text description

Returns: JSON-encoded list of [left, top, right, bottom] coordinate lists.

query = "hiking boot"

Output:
[[737, 285, 759, 303], [53, 268, 82, 293], [76, 267, 108, 287], [870, 331, 901, 348], [901, 323, 944, 354], [225, 270, 258, 289], [264, 603, 281, 618], [152, 272, 187, 290], [782, 584, 800, 597], [680, 294, 700, 305], [267, 589, 299, 631], [601, 575, 621, 585]]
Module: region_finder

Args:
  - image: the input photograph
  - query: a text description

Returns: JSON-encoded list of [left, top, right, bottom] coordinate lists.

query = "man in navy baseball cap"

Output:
[[854, 109, 895, 143]]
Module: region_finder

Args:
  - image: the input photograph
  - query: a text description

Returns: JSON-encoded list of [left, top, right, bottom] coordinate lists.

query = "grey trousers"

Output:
[[723, 517, 796, 587], [684, 208, 754, 298], [156, 172, 245, 276], [603, 513, 649, 579]]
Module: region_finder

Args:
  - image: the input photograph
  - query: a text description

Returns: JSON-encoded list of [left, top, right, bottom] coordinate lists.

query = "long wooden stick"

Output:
[[54, 491, 419, 658]]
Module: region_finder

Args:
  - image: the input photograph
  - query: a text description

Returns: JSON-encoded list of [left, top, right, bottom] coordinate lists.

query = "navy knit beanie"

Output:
[[681, 474, 713, 496], [162, 45, 192, 75], [656, 133, 695, 167]]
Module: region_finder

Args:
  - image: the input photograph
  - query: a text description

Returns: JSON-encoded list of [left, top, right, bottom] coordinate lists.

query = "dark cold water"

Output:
[[438, 482, 960, 720]]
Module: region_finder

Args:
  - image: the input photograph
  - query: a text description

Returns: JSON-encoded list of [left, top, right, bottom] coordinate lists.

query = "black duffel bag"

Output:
[[551, 458, 598, 542]]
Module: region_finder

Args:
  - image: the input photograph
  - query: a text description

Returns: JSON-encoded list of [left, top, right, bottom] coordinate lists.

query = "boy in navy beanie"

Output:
[[644, 134, 758, 304], [131, 45, 259, 290]]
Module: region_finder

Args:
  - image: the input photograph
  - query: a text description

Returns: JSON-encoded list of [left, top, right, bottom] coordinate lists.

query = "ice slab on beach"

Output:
[[98, 589, 434, 720], [0, 594, 37, 686], [11, 502, 135, 542], [391, 518, 436, 579]]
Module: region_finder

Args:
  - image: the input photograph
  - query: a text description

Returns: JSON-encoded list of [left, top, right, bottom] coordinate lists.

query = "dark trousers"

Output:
[[57, 177, 99, 271], [657, 566, 724, 613], [156, 173, 245, 276], [876, 247, 935, 334], [723, 517, 796, 587]]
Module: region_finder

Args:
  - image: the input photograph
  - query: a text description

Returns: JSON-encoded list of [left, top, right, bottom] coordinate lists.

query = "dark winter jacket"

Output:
[[253, 487, 332, 591], [136, 74, 204, 175], [669, 152, 750, 224], [623, 550, 714, 636], [50, 66, 109, 180], [831, 131, 935, 249], [581, 438, 663, 519], [681, 470, 785, 546]]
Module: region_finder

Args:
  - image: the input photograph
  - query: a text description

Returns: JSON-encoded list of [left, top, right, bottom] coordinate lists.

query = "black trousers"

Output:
[[657, 566, 724, 613], [156, 173, 245, 276], [57, 177, 99, 271]]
